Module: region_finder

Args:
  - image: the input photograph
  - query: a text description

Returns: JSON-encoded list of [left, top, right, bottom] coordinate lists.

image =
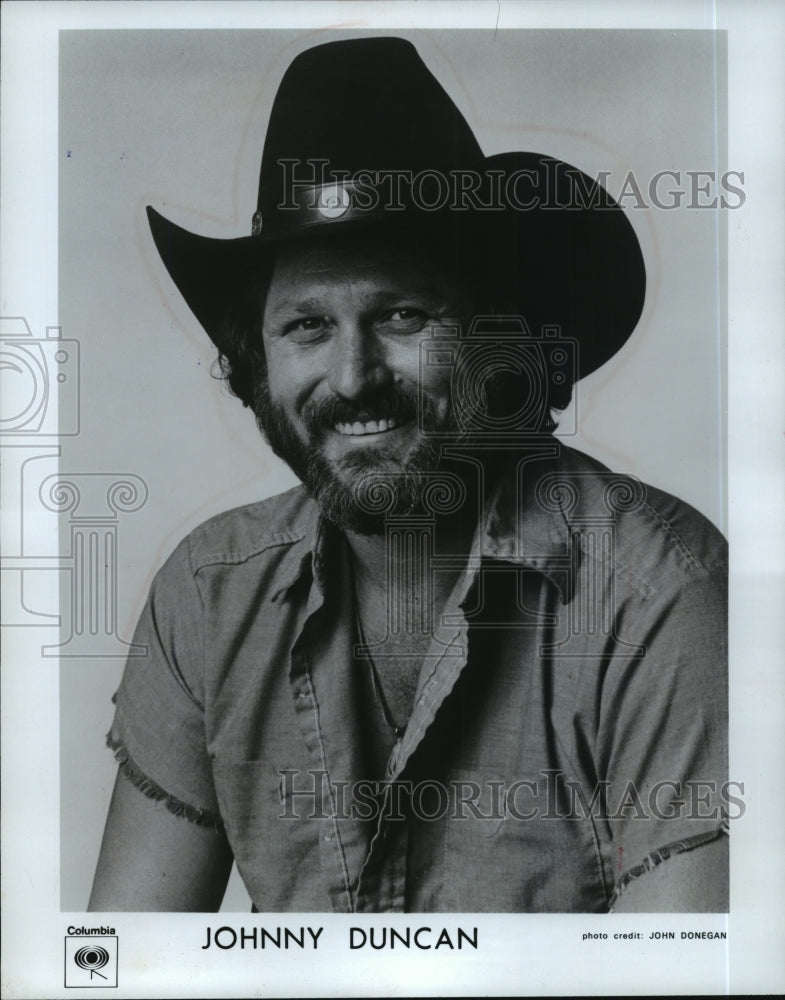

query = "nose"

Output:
[[326, 322, 391, 400]]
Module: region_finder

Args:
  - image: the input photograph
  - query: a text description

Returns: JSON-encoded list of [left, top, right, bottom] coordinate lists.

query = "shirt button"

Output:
[[324, 832, 333, 842]]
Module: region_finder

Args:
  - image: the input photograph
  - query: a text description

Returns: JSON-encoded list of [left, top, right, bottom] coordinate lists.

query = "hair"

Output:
[[213, 273, 272, 411], [212, 224, 574, 433]]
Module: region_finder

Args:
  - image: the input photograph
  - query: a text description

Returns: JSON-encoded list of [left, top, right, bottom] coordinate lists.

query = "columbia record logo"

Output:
[[74, 945, 110, 978], [64, 934, 118, 988]]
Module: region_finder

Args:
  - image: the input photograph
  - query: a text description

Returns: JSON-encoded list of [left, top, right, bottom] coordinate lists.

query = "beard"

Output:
[[252, 375, 463, 535]]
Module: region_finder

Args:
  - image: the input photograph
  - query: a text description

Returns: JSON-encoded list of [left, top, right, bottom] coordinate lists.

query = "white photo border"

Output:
[[2, 1, 784, 996]]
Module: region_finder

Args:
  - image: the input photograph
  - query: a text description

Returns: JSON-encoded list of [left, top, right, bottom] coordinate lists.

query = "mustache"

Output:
[[301, 386, 422, 432]]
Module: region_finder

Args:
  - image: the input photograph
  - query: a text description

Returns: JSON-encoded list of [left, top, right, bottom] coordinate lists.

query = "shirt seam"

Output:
[[186, 531, 208, 709], [559, 497, 721, 600], [190, 530, 307, 574], [638, 500, 705, 573], [549, 723, 613, 908]]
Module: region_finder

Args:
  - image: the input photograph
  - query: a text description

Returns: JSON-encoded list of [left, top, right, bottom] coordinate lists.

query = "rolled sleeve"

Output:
[[597, 564, 728, 898], [108, 537, 221, 825]]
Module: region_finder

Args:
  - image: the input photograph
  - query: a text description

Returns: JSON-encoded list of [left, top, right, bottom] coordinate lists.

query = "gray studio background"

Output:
[[59, 29, 726, 910]]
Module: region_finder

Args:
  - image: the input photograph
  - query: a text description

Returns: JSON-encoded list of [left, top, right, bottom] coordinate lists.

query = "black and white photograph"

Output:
[[2, 1, 783, 996]]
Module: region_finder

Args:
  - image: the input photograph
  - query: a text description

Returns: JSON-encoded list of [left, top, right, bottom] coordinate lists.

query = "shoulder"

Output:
[[553, 445, 726, 596], [184, 484, 317, 570], [152, 484, 317, 586]]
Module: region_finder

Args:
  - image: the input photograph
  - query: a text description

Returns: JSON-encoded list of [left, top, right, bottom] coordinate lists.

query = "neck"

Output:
[[346, 503, 477, 599], [344, 452, 500, 593]]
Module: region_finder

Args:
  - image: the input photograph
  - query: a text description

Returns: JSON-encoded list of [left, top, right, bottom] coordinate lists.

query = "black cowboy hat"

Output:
[[147, 36, 645, 380]]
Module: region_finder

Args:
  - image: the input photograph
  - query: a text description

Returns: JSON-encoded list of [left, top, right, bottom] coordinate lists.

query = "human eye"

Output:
[[378, 307, 430, 334], [283, 316, 332, 343]]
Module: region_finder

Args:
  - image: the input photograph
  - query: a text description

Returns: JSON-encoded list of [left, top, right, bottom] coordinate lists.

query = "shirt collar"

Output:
[[270, 442, 578, 605], [479, 444, 577, 604], [269, 496, 326, 603]]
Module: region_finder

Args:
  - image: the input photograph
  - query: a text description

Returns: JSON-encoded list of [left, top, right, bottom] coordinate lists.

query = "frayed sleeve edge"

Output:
[[608, 818, 729, 910], [106, 731, 224, 833]]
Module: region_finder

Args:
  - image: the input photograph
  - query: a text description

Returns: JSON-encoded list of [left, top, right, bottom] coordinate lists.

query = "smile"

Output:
[[334, 417, 400, 436]]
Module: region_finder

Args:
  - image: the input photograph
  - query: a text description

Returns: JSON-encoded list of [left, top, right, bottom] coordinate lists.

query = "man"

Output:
[[89, 37, 728, 912]]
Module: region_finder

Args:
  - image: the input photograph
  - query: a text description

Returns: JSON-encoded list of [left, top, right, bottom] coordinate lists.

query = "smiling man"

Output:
[[89, 37, 729, 913], [256, 232, 473, 530]]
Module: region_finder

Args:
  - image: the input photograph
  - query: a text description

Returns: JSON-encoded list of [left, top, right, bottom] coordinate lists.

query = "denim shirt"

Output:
[[109, 442, 728, 912]]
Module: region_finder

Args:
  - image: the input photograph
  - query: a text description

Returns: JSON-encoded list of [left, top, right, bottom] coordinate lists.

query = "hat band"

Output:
[[251, 166, 503, 238], [253, 180, 375, 236]]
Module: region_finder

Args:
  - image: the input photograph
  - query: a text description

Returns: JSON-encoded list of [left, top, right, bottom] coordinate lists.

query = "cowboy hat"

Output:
[[147, 36, 645, 380]]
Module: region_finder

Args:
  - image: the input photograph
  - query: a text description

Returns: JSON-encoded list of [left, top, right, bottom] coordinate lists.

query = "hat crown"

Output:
[[257, 37, 484, 221], [147, 35, 646, 379]]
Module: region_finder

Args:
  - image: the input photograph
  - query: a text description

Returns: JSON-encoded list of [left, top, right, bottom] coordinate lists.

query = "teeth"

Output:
[[334, 417, 399, 436]]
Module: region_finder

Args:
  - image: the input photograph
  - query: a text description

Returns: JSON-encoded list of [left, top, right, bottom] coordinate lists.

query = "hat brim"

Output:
[[147, 153, 645, 381], [146, 206, 447, 346]]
